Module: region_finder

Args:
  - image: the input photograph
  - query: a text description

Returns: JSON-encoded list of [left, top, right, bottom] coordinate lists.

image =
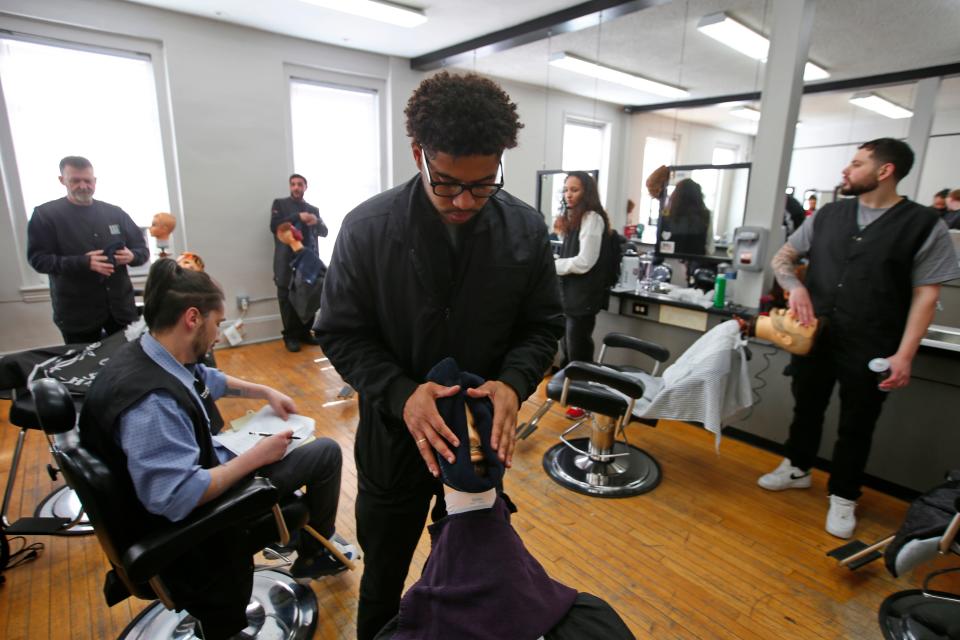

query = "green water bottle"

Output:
[[712, 273, 726, 308]]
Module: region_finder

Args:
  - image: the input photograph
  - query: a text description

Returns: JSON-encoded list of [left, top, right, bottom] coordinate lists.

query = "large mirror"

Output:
[[654, 163, 751, 263], [536, 169, 600, 224]]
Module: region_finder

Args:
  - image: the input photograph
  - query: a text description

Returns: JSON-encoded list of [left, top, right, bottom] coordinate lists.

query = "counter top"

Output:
[[921, 324, 960, 354], [610, 287, 755, 318]]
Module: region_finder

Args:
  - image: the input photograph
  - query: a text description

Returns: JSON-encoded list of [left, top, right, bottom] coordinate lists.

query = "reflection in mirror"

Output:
[[655, 163, 751, 263], [536, 169, 600, 226]]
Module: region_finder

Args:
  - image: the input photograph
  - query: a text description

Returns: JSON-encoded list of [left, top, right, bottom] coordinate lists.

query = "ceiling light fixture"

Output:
[[300, 0, 427, 28], [849, 92, 913, 119], [549, 52, 689, 99], [697, 12, 829, 81]]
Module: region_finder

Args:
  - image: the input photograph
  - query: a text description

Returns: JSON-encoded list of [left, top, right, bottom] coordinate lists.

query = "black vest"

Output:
[[559, 215, 610, 316], [806, 197, 938, 358], [80, 340, 222, 504]]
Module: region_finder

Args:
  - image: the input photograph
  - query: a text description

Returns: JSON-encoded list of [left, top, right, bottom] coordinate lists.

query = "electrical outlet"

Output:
[[237, 295, 250, 311]]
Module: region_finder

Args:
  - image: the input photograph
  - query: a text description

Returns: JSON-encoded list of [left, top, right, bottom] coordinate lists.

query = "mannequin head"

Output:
[[276, 222, 304, 252], [751, 308, 819, 355], [149, 212, 176, 242], [175, 251, 205, 272], [645, 165, 669, 199]]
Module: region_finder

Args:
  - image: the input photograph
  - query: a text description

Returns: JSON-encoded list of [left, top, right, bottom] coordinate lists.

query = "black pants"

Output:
[[355, 479, 445, 640], [260, 438, 343, 553], [785, 346, 888, 500], [60, 315, 125, 345], [276, 286, 312, 340], [562, 313, 597, 366]]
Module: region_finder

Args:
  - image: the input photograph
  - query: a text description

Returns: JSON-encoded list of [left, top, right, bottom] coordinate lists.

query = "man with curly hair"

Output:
[[315, 72, 564, 639]]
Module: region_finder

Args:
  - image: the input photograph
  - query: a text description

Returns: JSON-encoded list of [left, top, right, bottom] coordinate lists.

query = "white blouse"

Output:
[[554, 211, 604, 276]]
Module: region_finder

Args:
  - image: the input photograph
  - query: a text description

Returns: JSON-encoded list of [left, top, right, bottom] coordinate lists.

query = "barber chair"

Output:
[[826, 472, 960, 639], [523, 333, 670, 498], [30, 378, 318, 640], [1, 387, 91, 536]]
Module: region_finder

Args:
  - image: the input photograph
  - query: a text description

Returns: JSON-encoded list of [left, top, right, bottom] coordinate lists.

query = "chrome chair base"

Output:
[[118, 569, 318, 640], [542, 437, 661, 498], [34, 485, 92, 535], [878, 589, 960, 640]]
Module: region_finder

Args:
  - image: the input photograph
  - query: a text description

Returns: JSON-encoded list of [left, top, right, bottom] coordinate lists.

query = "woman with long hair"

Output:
[[660, 178, 710, 257], [554, 171, 613, 419]]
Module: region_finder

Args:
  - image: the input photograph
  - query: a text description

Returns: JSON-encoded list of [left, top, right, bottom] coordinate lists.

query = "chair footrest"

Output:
[[4, 516, 72, 535]]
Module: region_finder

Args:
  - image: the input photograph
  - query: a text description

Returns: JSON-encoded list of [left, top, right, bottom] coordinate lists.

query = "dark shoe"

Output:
[[283, 337, 301, 353], [300, 333, 322, 346], [290, 533, 358, 579]]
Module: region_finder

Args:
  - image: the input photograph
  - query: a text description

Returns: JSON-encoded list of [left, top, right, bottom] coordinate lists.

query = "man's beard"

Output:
[[191, 327, 212, 362], [840, 176, 879, 197], [71, 190, 94, 204]]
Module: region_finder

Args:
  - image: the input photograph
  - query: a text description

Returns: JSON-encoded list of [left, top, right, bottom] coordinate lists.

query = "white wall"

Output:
[[0, 0, 630, 353]]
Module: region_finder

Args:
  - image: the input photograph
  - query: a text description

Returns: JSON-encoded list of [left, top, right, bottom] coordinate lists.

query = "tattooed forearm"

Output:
[[771, 243, 803, 291], [224, 386, 248, 397]]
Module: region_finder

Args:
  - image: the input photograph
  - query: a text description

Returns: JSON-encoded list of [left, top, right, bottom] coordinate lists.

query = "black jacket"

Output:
[[27, 197, 148, 333], [269, 196, 327, 288], [315, 176, 564, 496]]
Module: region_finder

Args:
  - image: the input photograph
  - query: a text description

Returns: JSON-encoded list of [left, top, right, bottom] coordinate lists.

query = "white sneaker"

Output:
[[757, 458, 812, 491], [826, 495, 857, 539]]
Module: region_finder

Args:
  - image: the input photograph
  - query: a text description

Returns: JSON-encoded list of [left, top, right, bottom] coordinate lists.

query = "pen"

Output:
[[248, 431, 302, 439]]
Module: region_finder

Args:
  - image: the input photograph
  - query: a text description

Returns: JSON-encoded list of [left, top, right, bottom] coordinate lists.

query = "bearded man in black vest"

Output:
[[758, 138, 960, 539], [79, 259, 353, 639]]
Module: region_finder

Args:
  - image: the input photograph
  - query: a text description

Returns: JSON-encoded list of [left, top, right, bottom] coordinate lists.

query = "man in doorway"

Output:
[[315, 71, 564, 640], [759, 138, 960, 538], [270, 173, 327, 352], [80, 258, 354, 637], [27, 156, 149, 344]]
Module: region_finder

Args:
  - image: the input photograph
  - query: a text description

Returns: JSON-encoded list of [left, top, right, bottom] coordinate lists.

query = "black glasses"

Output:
[[420, 147, 504, 198]]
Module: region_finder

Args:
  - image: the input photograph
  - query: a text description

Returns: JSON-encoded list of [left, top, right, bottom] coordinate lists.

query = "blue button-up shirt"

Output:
[[117, 334, 234, 521]]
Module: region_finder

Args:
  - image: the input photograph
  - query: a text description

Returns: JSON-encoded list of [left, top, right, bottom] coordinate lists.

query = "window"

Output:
[[289, 79, 381, 265], [638, 136, 676, 244], [561, 117, 609, 213], [0, 37, 170, 232]]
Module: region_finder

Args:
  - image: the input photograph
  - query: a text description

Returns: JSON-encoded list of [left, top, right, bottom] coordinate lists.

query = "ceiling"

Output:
[[125, 0, 960, 131]]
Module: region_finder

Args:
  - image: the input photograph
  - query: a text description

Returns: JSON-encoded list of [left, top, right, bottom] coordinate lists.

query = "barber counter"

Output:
[[595, 286, 960, 497]]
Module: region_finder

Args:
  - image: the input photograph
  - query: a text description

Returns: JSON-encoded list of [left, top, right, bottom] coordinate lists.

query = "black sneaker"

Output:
[[300, 333, 322, 346], [290, 533, 358, 580], [283, 337, 301, 353]]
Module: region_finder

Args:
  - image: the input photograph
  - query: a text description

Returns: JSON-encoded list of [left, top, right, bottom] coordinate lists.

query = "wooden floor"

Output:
[[0, 339, 955, 639]]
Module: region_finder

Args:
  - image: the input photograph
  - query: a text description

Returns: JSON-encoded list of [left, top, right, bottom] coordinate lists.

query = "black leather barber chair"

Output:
[[530, 333, 670, 498], [1, 387, 91, 536], [30, 378, 318, 640]]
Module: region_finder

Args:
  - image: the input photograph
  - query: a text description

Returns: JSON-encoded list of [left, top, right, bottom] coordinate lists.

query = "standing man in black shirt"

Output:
[[759, 138, 960, 539], [269, 173, 327, 352], [315, 72, 564, 640], [27, 156, 149, 344]]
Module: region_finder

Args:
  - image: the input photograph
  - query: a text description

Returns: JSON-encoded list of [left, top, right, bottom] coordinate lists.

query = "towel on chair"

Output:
[[624, 320, 752, 447]]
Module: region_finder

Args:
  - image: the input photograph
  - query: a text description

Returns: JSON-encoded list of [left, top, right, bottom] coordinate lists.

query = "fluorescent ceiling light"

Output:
[[730, 106, 761, 121], [549, 52, 689, 99], [849, 92, 913, 119], [300, 0, 427, 28], [697, 12, 829, 82]]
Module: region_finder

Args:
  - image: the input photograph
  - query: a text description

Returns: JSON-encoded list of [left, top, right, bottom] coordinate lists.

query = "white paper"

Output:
[[213, 405, 315, 458]]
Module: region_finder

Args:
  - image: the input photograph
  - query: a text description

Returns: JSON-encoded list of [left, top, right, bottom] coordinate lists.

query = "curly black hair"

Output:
[[405, 71, 523, 156]]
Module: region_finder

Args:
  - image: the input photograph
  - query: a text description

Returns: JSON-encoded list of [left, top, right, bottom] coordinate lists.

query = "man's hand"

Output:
[[264, 388, 297, 419], [880, 353, 912, 391], [249, 430, 294, 466], [86, 249, 114, 276], [787, 285, 815, 327], [403, 382, 461, 477], [113, 247, 134, 265], [299, 212, 319, 226], [467, 381, 519, 468]]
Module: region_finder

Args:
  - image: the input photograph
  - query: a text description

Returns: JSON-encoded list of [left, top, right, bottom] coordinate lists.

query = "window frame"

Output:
[[0, 20, 181, 297], [561, 114, 611, 204]]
